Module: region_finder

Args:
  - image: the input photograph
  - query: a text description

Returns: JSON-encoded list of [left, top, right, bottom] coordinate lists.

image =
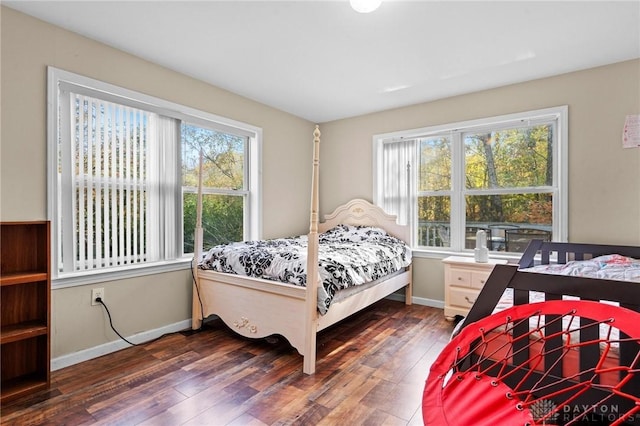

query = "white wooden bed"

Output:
[[191, 126, 413, 375]]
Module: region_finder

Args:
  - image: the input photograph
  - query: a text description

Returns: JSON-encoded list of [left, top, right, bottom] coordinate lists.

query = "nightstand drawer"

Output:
[[443, 256, 508, 321], [450, 269, 471, 287], [449, 287, 480, 309], [470, 271, 491, 289]]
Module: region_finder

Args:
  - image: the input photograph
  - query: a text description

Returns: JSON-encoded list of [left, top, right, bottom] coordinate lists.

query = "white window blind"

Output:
[[59, 93, 158, 273], [379, 139, 416, 227]]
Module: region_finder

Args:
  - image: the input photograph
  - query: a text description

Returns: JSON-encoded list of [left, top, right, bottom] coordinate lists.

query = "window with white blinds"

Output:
[[48, 67, 261, 286], [59, 94, 157, 273]]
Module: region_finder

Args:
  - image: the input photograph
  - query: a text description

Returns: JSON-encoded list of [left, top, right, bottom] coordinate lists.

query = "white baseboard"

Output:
[[411, 295, 445, 309], [386, 293, 445, 309], [51, 319, 192, 371], [52, 297, 445, 371]]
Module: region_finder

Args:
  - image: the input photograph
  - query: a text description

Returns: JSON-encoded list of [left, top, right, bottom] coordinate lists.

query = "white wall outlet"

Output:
[[91, 288, 104, 306]]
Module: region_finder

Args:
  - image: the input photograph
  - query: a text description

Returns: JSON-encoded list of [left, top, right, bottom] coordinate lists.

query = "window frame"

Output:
[[47, 67, 262, 288], [373, 106, 568, 258], [180, 121, 253, 253]]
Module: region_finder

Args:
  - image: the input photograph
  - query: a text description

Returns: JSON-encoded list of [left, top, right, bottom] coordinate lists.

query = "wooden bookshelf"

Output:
[[1, 221, 51, 404]]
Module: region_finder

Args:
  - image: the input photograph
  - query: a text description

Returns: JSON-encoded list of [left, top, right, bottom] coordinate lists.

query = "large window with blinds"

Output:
[[48, 67, 261, 286], [59, 95, 157, 273], [373, 106, 568, 255]]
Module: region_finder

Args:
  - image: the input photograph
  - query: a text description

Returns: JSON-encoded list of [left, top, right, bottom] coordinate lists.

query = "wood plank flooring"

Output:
[[1, 299, 453, 426]]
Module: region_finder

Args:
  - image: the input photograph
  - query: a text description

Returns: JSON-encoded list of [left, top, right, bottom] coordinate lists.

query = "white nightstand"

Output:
[[442, 256, 508, 321]]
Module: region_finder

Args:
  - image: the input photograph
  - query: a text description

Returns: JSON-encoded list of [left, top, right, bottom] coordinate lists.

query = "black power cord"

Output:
[[96, 297, 191, 347], [95, 258, 206, 346], [191, 257, 205, 330], [95, 297, 140, 346]]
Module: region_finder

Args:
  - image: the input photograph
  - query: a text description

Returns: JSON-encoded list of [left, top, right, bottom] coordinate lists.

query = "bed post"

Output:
[[192, 150, 204, 330], [303, 125, 321, 375], [405, 264, 413, 305]]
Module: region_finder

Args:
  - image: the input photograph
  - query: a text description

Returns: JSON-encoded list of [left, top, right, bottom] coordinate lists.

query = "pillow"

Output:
[[321, 224, 388, 242]]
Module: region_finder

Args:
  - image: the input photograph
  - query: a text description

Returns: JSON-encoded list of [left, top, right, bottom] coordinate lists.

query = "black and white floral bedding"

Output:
[[199, 224, 412, 315]]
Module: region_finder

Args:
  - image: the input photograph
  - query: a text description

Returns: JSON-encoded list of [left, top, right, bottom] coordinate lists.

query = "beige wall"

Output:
[[1, 7, 314, 360], [320, 59, 640, 303]]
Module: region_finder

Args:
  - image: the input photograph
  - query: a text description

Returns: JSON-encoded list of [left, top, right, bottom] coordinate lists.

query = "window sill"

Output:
[[411, 248, 521, 263], [52, 258, 195, 289]]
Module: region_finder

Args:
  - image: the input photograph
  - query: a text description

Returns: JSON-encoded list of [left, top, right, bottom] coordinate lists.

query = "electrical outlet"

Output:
[[91, 288, 104, 306]]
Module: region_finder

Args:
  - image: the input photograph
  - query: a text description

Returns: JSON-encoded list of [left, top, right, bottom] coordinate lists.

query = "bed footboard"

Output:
[[195, 271, 310, 354], [195, 266, 412, 375]]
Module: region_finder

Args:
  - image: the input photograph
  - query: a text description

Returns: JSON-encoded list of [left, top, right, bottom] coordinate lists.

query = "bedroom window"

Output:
[[48, 67, 261, 286], [181, 123, 248, 253], [373, 106, 567, 255]]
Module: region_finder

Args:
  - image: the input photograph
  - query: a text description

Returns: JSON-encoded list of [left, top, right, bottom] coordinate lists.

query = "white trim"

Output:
[[411, 296, 445, 309], [557, 105, 569, 243], [250, 130, 263, 240], [451, 131, 464, 250], [374, 106, 566, 142], [411, 249, 521, 264], [52, 258, 192, 289], [385, 292, 445, 309], [51, 319, 192, 371], [52, 67, 259, 139]]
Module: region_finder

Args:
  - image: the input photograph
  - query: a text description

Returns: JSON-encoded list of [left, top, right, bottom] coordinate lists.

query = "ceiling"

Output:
[[5, 1, 640, 123]]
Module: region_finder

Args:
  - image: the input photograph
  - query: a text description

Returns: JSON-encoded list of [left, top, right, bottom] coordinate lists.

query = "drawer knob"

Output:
[[458, 277, 463, 280], [465, 296, 476, 304]]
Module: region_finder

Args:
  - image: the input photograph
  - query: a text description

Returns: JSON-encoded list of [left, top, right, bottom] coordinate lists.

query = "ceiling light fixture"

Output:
[[350, 0, 382, 13]]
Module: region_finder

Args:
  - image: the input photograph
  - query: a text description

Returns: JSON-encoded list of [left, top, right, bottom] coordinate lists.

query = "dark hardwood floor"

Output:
[[1, 299, 453, 425]]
